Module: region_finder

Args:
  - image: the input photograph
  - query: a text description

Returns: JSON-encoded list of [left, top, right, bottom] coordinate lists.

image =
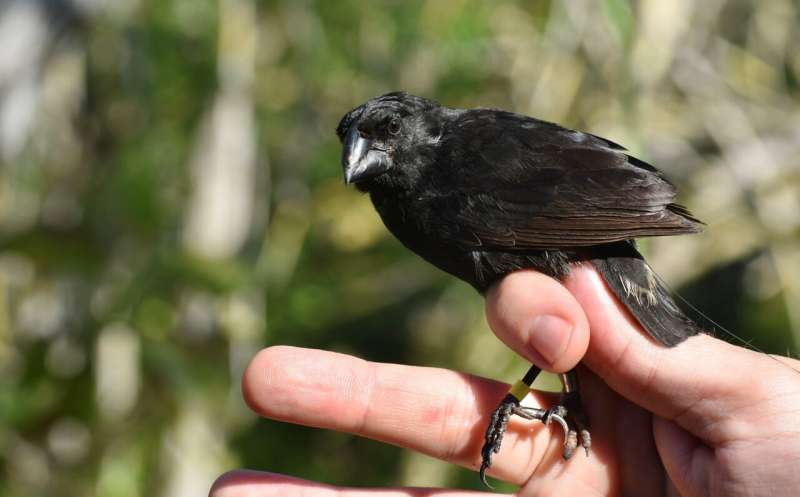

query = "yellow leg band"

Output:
[[508, 380, 531, 401]]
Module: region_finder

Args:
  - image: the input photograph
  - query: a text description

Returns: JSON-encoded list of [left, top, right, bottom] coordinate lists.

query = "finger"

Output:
[[563, 264, 799, 439], [210, 470, 503, 497], [242, 346, 584, 485], [485, 270, 590, 373], [652, 416, 711, 497]]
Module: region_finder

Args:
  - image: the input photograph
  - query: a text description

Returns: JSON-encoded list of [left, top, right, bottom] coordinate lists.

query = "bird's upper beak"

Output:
[[341, 126, 391, 184]]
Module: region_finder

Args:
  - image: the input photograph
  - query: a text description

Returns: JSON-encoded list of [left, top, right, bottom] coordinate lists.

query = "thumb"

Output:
[[486, 270, 590, 373], [563, 265, 795, 439]]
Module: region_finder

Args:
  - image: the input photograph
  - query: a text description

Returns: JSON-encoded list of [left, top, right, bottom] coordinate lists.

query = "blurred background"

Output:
[[1, 0, 799, 495]]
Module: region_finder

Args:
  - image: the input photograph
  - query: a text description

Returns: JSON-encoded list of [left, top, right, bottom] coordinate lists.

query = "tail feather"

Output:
[[591, 242, 703, 347]]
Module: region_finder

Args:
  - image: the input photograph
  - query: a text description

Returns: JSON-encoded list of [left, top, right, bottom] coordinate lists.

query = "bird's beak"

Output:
[[342, 126, 391, 184]]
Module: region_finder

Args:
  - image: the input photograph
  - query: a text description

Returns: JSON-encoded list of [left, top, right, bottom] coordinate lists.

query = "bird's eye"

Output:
[[388, 118, 401, 136]]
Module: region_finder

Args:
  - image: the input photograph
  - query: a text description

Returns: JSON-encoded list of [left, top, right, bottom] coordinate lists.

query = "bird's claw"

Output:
[[561, 390, 592, 459], [580, 428, 592, 457], [479, 394, 516, 487], [541, 405, 577, 458], [542, 405, 569, 434], [479, 397, 592, 486]]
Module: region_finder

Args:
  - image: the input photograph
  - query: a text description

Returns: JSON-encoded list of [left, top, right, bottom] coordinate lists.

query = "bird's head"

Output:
[[336, 92, 441, 190]]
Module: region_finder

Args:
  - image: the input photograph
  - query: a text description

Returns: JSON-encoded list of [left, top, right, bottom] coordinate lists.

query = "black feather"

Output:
[[591, 242, 703, 346], [338, 93, 703, 346]]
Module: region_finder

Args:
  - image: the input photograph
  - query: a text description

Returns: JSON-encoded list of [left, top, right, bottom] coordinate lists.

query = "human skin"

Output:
[[210, 266, 800, 497]]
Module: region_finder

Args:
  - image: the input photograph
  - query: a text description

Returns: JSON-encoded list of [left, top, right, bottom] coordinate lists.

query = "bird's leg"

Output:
[[479, 364, 541, 486], [559, 369, 591, 459], [479, 366, 592, 486]]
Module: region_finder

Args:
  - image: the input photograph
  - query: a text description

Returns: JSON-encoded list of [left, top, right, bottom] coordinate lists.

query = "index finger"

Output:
[[242, 346, 572, 485]]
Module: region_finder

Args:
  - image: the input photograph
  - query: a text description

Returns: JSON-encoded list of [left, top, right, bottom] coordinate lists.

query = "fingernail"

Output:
[[528, 315, 572, 365]]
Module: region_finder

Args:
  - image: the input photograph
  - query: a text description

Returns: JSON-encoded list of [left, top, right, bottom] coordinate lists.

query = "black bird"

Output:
[[336, 92, 703, 485]]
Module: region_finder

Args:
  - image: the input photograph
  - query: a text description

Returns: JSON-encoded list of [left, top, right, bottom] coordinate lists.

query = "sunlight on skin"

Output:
[[214, 266, 800, 497], [211, 469, 509, 496]]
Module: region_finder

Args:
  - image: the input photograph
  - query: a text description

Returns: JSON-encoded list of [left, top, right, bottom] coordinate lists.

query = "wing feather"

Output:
[[434, 110, 702, 250]]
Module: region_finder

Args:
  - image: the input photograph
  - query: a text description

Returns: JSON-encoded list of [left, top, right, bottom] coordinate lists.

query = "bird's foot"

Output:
[[478, 391, 591, 486], [479, 393, 519, 487], [560, 390, 591, 459]]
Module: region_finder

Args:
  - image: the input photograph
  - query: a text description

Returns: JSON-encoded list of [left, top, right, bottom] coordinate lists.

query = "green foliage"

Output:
[[0, 1, 798, 495]]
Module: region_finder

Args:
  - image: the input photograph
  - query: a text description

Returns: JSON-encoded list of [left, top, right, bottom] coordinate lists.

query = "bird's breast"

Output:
[[371, 188, 512, 291], [371, 190, 437, 243]]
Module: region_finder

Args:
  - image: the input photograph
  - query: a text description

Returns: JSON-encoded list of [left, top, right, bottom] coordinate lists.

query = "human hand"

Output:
[[486, 266, 800, 496], [210, 266, 800, 497]]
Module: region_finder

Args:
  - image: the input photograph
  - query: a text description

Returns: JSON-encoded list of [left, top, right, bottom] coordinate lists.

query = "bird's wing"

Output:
[[436, 111, 702, 250]]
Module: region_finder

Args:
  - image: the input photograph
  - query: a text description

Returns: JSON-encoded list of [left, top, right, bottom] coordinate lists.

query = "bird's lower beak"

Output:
[[342, 126, 391, 184]]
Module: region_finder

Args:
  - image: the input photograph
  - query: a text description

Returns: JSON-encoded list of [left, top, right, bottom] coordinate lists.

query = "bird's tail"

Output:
[[590, 242, 703, 346]]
